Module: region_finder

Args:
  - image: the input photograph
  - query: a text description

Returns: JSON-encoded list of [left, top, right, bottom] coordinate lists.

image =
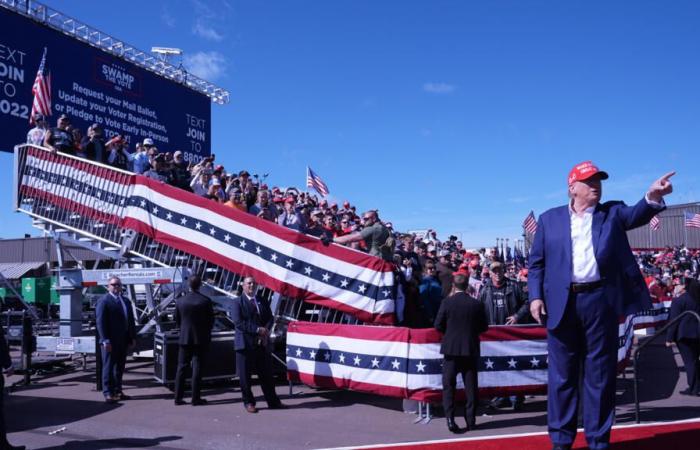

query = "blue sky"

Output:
[[2, 0, 699, 246]]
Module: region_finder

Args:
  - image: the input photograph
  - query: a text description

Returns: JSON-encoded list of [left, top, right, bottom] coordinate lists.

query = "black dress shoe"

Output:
[[191, 398, 208, 406], [268, 402, 287, 409], [680, 388, 695, 396], [446, 417, 461, 433], [174, 399, 186, 405], [116, 393, 131, 400], [464, 420, 476, 431], [104, 395, 118, 404]]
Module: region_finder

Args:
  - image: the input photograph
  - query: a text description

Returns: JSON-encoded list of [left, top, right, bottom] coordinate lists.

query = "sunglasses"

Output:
[[109, 283, 122, 286]]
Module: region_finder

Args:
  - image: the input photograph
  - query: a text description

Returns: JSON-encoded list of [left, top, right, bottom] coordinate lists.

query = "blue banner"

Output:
[[0, 7, 211, 162]]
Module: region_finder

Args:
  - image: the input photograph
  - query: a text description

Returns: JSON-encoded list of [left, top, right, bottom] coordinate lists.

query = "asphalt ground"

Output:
[[4, 340, 700, 450]]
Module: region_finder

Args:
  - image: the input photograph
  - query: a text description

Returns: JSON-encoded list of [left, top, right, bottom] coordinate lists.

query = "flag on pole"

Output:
[[650, 215, 660, 231], [30, 47, 51, 124], [306, 166, 330, 197], [522, 211, 537, 235], [685, 211, 700, 228]]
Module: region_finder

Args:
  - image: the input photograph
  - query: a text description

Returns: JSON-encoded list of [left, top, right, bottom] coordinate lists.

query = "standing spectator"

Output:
[[82, 124, 106, 163], [305, 210, 325, 237], [434, 273, 488, 434], [249, 190, 278, 222], [144, 155, 174, 184], [174, 275, 215, 406], [479, 261, 529, 410], [27, 113, 48, 146], [95, 276, 135, 403], [169, 150, 192, 191], [419, 261, 443, 326], [278, 197, 305, 231], [106, 135, 130, 170], [666, 279, 700, 396], [437, 252, 455, 298], [228, 276, 285, 413], [333, 210, 394, 261], [191, 170, 212, 197], [43, 114, 74, 154], [224, 189, 248, 212], [1, 324, 25, 450]]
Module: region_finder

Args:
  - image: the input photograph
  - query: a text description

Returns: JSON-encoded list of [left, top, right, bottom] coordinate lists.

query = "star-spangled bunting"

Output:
[[20, 148, 395, 324], [287, 302, 671, 401]]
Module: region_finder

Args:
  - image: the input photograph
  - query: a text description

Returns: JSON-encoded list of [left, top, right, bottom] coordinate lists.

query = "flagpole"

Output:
[[684, 210, 688, 248]]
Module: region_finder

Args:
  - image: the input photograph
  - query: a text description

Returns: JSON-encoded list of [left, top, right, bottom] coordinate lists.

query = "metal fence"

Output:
[[14, 144, 361, 327]]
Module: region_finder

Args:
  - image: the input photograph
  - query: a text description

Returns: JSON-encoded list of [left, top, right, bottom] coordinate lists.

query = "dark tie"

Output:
[[249, 296, 259, 315]]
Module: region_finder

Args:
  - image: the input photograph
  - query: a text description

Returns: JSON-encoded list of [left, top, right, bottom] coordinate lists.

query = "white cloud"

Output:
[[183, 51, 227, 81], [423, 82, 456, 94], [192, 19, 224, 41], [161, 6, 176, 28]]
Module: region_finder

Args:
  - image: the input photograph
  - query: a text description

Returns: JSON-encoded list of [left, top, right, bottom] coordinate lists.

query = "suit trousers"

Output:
[[442, 355, 478, 425], [236, 347, 280, 408], [0, 374, 7, 446], [677, 338, 700, 394], [174, 344, 208, 401], [101, 345, 127, 397], [547, 288, 617, 450]]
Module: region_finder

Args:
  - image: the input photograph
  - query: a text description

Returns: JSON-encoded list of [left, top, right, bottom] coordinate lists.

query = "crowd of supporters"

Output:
[[27, 114, 700, 323]]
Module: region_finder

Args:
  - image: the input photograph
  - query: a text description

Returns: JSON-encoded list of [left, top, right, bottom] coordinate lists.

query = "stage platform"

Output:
[[4, 339, 700, 449]]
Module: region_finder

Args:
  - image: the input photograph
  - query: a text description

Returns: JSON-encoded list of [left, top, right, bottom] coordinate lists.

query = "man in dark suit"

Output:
[[1, 326, 25, 450], [229, 276, 284, 413], [434, 273, 488, 433], [174, 275, 214, 406], [96, 276, 136, 403], [666, 279, 700, 396], [528, 161, 674, 450]]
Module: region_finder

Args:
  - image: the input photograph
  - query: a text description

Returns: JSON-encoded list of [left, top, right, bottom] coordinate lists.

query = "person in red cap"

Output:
[[528, 161, 674, 450]]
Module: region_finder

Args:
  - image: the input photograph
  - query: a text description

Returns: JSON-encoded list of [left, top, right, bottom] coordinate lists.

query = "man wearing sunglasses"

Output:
[[332, 210, 393, 261], [96, 276, 136, 403]]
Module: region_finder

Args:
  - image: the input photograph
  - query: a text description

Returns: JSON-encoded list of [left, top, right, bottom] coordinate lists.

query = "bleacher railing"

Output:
[[14, 144, 360, 326]]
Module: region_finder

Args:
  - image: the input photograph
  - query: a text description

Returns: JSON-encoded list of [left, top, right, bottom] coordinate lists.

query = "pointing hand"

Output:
[[647, 171, 675, 202]]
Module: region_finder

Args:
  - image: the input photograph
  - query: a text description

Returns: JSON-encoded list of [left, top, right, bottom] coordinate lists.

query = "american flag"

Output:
[[306, 166, 330, 197], [30, 48, 51, 124], [522, 211, 537, 235], [650, 215, 660, 231], [20, 148, 395, 324], [686, 211, 700, 228], [286, 303, 670, 400]]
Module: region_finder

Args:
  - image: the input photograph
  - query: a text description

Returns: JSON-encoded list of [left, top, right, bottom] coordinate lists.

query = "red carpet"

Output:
[[352, 418, 700, 449]]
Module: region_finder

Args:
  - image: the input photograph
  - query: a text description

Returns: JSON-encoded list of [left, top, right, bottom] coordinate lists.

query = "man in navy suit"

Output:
[[528, 161, 674, 450], [1, 326, 25, 450], [229, 276, 284, 413], [96, 276, 136, 403]]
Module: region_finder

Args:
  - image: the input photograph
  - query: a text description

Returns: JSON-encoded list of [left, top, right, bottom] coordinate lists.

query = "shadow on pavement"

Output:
[[6, 395, 121, 432], [35, 435, 181, 450]]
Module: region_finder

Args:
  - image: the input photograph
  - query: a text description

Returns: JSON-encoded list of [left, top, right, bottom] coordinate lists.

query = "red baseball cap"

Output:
[[568, 161, 609, 185]]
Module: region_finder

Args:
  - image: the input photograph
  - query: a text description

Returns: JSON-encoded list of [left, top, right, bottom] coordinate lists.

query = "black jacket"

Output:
[[434, 291, 488, 356], [174, 291, 215, 346], [666, 292, 700, 342], [0, 326, 11, 370], [478, 279, 529, 325]]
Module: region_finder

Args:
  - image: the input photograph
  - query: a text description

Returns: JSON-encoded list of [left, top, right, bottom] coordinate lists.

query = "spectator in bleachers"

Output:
[[249, 190, 277, 222], [169, 150, 192, 191], [191, 170, 212, 197], [27, 113, 48, 146], [43, 114, 75, 154], [224, 189, 248, 212], [418, 260, 443, 326], [333, 210, 394, 261], [82, 123, 106, 163], [144, 154, 174, 184], [305, 209, 325, 237], [106, 135, 130, 170], [278, 197, 305, 232], [437, 251, 455, 299]]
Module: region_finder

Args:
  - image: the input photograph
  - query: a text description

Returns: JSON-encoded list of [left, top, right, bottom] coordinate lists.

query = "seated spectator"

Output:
[[278, 197, 305, 231], [27, 113, 48, 146], [43, 114, 75, 154], [144, 154, 174, 184]]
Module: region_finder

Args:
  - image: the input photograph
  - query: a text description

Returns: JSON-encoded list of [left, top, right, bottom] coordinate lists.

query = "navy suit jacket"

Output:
[[666, 292, 700, 341], [95, 293, 136, 348], [228, 294, 273, 351], [528, 197, 663, 330]]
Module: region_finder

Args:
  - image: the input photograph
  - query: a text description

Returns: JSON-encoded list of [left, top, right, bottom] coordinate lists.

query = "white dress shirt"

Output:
[[569, 204, 600, 283]]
